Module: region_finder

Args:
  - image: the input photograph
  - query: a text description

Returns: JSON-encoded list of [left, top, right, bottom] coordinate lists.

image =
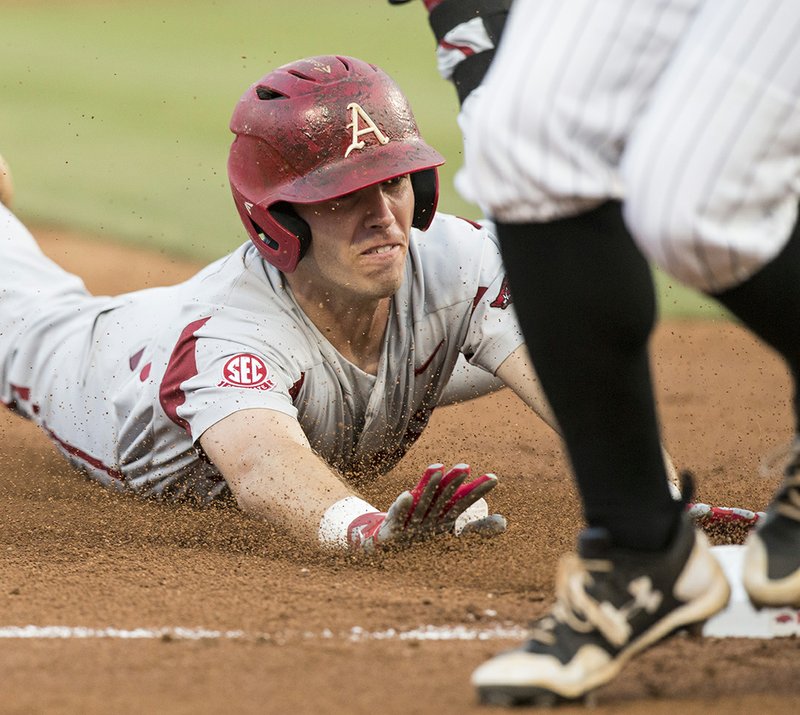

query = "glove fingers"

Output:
[[404, 466, 444, 530], [379, 490, 415, 544], [425, 465, 470, 525], [456, 513, 507, 537], [438, 473, 498, 529], [409, 463, 443, 500]]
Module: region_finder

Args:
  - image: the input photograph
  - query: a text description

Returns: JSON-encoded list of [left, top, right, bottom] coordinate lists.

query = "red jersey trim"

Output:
[[414, 340, 445, 376], [159, 317, 211, 437], [288, 373, 305, 402], [129, 348, 145, 371], [43, 425, 123, 481], [9, 383, 30, 401]]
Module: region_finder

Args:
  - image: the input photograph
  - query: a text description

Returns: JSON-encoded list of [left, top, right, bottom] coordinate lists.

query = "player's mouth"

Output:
[[361, 243, 403, 256]]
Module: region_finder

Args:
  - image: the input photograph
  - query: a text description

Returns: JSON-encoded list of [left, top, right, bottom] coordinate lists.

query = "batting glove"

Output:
[[346, 463, 506, 552]]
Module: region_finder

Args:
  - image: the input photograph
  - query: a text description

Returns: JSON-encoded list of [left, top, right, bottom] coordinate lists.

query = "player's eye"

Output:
[[384, 175, 408, 187]]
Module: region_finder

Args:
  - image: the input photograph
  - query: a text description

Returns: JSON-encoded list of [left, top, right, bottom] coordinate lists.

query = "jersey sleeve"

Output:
[[457, 220, 525, 374], [157, 312, 305, 443]]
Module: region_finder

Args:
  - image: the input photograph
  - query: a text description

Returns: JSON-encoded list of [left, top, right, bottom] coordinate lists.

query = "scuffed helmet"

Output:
[[228, 55, 445, 272]]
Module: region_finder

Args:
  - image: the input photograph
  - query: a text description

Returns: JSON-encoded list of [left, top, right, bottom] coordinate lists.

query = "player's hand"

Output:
[[346, 463, 506, 552]]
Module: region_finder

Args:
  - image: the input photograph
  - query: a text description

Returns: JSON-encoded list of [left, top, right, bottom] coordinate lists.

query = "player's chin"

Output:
[[359, 267, 405, 300], [359, 250, 406, 285], [369, 273, 405, 300]]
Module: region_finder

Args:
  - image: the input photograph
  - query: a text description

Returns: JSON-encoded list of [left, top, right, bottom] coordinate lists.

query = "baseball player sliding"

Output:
[[0, 56, 677, 553], [0, 62, 526, 552]]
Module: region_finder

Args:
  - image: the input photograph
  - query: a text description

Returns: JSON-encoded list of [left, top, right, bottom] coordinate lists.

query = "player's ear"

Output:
[[268, 203, 312, 261]]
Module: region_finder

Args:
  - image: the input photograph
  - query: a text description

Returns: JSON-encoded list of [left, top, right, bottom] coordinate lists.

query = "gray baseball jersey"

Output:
[[0, 204, 522, 502], [460, 0, 800, 293]]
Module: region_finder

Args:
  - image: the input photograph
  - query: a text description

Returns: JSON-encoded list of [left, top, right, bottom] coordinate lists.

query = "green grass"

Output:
[[653, 270, 728, 320], [0, 0, 725, 318], [0, 0, 467, 258]]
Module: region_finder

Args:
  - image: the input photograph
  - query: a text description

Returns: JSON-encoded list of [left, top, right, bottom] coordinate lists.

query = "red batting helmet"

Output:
[[228, 55, 445, 272]]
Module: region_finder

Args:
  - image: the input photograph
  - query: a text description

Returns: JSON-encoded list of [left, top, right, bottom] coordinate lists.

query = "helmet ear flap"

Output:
[[245, 202, 311, 273], [410, 168, 439, 231], [269, 203, 312, 262]]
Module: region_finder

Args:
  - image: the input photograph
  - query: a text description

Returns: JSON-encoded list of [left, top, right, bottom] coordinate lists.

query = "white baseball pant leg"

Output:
[[464, 0, 800, 294], [621, 0, 800, 292], [462, 0, 703, 222], [0, 204, 125, 489]]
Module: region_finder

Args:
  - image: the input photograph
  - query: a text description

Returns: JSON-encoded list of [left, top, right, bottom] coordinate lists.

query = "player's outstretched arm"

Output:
[[496, 346, 681, 495], [199, 408, 505, 551], [200, 408, 354, 541], [495, 346, 559, 432]]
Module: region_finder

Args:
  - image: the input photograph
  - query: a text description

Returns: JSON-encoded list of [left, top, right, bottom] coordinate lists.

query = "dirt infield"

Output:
[[2, 228, 799, 714]]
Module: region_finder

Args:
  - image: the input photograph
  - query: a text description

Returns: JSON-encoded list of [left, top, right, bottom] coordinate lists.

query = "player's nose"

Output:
[[361, 185, 395, 229]]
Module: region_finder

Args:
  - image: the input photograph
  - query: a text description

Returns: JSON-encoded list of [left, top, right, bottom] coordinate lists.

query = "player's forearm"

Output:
[[496, 346, 559, 432], [498, 346, 681, 494], [200, 410, 377, 547], [223, 437, 369, 545]]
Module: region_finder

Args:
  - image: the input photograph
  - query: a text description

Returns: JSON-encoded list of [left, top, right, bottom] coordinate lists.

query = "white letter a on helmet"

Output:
[[344, 102, 390, 158]]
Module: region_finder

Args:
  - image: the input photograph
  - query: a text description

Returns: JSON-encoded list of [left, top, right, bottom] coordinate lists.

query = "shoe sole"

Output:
[[476, 622, 706, 707]]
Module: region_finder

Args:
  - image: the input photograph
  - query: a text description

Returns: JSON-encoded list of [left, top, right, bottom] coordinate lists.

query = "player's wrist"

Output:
[[345, 511, 388, 551], [318, 496, 381, 549]]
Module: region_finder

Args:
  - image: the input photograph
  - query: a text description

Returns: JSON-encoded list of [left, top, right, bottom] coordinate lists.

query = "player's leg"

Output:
[[0, 202, 127, 486], [426, 0, 688, 545], [461, 0, 729, 705], [620, 0, 800, 608], [725, 224, 800, 608], [410, 0, 728, 703], [464, 0, 702, 550], [0, 203, 92, 407]]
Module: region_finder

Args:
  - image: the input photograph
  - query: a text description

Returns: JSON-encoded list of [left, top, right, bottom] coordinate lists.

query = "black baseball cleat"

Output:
[[743, 437, 800, 608], [471, 515, 730, 705]]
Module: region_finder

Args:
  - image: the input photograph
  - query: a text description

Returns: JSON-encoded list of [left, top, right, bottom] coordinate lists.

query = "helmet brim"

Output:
[[265, 138, 445, 207]]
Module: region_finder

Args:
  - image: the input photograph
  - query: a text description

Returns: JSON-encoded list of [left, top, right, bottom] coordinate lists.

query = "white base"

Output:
[[703, 545, 800, 638]]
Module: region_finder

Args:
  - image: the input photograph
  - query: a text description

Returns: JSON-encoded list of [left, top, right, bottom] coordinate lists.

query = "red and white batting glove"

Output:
[[346, 463, 506, 552]]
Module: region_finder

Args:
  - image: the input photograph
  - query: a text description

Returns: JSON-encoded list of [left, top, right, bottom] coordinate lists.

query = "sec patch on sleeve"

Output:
[[218, 353, 276, 391]]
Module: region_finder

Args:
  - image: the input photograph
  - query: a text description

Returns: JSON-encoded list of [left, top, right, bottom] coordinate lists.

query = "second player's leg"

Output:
[[621, 0, 800, 609], [465, 0, 702, 548], [464, 0, 727, 705]]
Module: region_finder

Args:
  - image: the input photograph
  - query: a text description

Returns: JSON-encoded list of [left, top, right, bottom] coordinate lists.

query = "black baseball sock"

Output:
[[713, 214, 800, 433], [497, 201, 682, 550]]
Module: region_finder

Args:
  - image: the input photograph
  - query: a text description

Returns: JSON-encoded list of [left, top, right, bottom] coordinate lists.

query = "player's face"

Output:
[[291, 175, 414, 302]]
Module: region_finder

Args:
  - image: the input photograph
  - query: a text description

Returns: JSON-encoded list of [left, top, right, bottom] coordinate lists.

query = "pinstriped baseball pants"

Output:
[[463, 0, 800, 292]]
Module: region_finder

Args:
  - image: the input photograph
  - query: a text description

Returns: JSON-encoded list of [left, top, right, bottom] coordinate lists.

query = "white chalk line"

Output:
[[0, 623, 529, 643], [6, 551, 800, 645], [4, 611, 800, 643]]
